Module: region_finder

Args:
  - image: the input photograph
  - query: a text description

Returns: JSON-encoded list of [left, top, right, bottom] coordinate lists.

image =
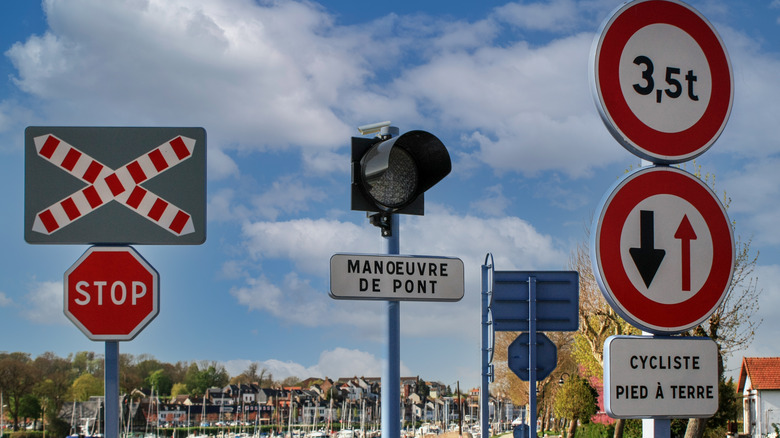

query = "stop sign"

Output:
[[64, 246, 159, 341]]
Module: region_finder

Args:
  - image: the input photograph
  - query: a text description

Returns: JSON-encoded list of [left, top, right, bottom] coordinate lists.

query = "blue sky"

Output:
[[1, 0, 780, 391]]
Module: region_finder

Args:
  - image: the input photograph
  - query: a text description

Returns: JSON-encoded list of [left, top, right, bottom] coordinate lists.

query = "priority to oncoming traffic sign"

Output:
[[330, 253, 464, 301], [591, 166, 734, 334]]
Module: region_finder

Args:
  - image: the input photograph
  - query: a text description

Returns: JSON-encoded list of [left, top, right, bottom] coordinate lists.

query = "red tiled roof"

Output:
[[738, 357, 780, 392]]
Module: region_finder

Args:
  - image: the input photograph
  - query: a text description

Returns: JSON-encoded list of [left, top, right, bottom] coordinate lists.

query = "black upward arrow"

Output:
[[629, 210, 666, 288]]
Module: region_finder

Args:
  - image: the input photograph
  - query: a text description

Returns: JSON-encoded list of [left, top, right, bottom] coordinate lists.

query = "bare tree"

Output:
[[569, 232, 638, 438]]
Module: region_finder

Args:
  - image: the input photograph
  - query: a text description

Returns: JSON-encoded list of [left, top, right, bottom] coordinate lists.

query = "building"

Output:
[[738, 357, 780, 438]]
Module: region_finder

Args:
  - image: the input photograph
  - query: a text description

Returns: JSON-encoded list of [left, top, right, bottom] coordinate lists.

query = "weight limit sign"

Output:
[[590, 0, 733, 163]]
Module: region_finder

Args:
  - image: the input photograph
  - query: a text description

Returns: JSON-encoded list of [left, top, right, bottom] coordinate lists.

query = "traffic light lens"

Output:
[[365, 146, 418, 209]]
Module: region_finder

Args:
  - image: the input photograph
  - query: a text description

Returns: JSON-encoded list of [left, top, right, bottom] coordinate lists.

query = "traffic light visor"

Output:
[[352, 130, 451, 214]]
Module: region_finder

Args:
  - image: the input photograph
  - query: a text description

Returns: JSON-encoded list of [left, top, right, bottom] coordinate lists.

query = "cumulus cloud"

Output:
[[5, 0, 631, 179], [24, 280, 69, 325], [222, 347, 409, 381], [227, 208, 569, 343], [0, 291, 12, 307]]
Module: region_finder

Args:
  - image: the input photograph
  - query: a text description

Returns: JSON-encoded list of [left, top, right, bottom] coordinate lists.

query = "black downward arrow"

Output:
[[629, 210, 666, 288]]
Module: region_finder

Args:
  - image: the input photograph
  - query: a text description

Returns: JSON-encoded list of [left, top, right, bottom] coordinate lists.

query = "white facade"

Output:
[[742, 375, 780, 438]]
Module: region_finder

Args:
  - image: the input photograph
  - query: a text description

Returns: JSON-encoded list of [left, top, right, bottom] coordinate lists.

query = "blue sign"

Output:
[[491, 270, 579, 331], [507, 332, 557, 381]]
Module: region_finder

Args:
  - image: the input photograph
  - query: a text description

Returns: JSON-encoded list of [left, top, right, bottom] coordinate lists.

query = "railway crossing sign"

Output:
[[64, 245, 159, 341], [25, 127, 206, 245], [591, 0, 733, 163], [591, 166, 734, 334]]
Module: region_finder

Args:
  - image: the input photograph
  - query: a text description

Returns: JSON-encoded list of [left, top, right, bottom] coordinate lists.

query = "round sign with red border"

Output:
[[590, 166, 734, 333], [64, 245, 159, 341], [591, 0, 733, 163]]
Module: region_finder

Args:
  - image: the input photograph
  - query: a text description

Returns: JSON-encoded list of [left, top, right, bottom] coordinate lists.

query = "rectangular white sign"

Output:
[[604, 335, 718, 419], [329, 253, 464, 301]]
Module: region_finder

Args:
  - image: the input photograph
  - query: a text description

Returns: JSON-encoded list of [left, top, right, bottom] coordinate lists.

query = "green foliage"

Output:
[[572, 334, 602, 380], [574, 422, 614, 438], [4, 431, 45, 438], [184, 362, 229, 395], [17, 394, 41, 422], [69, 373, 103, 401], [554, 375, 598, 423], [708, 378, 739, 429], [622, 419, 642, 438], [46, 416, 72, 438], [146, 369, 173, 396]]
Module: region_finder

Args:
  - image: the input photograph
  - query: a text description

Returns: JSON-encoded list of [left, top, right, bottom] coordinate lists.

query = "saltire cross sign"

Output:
[[25, 127, 206, 245]]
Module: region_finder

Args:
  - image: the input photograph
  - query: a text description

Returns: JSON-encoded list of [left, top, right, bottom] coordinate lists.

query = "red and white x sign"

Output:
[[32, 134, 196, 236]]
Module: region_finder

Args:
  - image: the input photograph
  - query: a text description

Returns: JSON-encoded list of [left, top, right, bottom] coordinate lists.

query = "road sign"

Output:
[[491, 270, 579, 331], [591, 0, 733, 163], [329, 253, 464, 301], [604, 335, 718, 418], [591, 166, 734, 334], [25, 127, 206, 244], [508, 333, 557, 381], [64, 246, 159, 341]]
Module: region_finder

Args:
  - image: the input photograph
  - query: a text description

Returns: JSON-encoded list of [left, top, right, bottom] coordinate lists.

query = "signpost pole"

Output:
[[642, 332, 670, 438], [381, 214, 400, 438], [105, 341, 120, 438], [529, 276, 538, 438], [480, 261, 491, 438]]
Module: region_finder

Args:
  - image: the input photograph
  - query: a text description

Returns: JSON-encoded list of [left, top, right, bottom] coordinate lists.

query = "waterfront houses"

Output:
[[56, 377, 501, 435]]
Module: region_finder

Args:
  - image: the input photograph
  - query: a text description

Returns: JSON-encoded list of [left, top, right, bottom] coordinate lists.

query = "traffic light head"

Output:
[[352, 130, 451, 215]]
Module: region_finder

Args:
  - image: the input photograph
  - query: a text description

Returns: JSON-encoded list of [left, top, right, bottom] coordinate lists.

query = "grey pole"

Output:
[[381, 215, 401, 438], [105, 341, 120, 438]]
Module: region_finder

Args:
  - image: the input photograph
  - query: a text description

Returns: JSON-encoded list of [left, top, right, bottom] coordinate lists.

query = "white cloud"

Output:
[[470, 185, 511, 217], [222, 347, 409, 381], [7, 0, 370, 151], [393, 32, 619, 178], [493, 0, 580, 32], [0, 292, 12, 307], [251, 176, 327, 221], [24, 280, 69, 325], [230, 209, 569, 342]]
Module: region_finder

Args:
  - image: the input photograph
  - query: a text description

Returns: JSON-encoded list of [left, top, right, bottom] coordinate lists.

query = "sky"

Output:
[[1, 0, 779, 392]]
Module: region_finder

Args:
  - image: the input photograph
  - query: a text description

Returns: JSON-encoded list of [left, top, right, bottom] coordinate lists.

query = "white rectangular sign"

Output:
[[604, 336, 718, 419], [329, 253, 464, 301]]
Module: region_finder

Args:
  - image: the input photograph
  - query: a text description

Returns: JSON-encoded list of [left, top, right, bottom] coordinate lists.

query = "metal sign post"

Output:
[[381, 215, 401, 438], [590, 2, 734, 435], [482, 258, 578, 438]]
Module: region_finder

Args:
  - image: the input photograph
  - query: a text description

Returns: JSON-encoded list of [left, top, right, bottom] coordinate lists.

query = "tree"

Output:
[[678, 167, 762, 438], [146, 369, 173, 396], [185, 361, 229, 395], [70, 374, 103, 401], [230, 363, 270, 386], [170, 382, 188, 398], [0, 352, 39, 430], [569, 233, 638, 438], [32, 352, 74, 428], [553, 375, 598, 438], [18, 394, 42, 429]]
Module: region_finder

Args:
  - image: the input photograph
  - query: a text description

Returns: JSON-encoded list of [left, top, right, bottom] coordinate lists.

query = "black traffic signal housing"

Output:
[[351, 130, 451, 219]]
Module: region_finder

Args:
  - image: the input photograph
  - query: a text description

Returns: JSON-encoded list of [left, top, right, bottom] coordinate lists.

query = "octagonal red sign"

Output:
[[64, 246, 159, 341]]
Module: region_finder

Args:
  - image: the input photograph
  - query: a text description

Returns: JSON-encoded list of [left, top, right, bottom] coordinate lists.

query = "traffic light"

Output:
[[351, 127, 451, 221]]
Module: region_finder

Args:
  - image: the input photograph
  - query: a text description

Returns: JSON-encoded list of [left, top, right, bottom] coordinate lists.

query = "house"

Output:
[[738, 357, 780, 438]]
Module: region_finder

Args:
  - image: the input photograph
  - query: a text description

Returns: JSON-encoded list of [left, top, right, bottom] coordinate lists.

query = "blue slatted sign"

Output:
[[491, 270, 579, 332]]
